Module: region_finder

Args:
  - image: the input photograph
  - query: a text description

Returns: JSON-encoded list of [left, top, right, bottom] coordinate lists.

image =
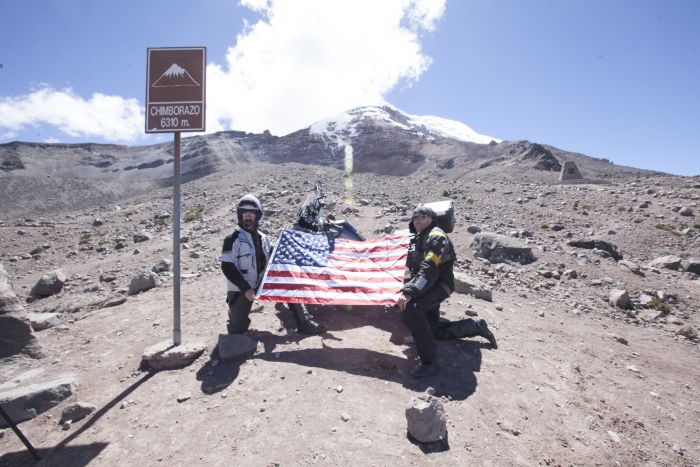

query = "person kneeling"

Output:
[[397, 205, 497, 379]]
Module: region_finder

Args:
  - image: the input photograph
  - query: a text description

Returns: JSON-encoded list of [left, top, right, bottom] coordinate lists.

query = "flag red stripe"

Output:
[[329, 253, 406, 262], [257, 295, 398, 306], [266, 269, 403, 282], [275, 264, 404, 273], [261, 282, 400, 294]]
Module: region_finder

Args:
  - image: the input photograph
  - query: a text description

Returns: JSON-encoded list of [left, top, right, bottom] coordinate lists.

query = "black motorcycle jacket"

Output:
[[402, 224, 455, 298]]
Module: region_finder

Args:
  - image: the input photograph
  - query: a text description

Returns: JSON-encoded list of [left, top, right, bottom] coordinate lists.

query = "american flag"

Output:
[[257, 229, 410, 306]]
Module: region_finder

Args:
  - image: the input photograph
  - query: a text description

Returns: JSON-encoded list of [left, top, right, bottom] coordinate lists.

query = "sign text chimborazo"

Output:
[[146, 47, 206, 133]]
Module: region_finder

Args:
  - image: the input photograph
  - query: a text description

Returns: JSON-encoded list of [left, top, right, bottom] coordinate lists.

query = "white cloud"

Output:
[[0, 0, 444, 143], [207, 0, 446, 135], [0, 86, 144, 142]]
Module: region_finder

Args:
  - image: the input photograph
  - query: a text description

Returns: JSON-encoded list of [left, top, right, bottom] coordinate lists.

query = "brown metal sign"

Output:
[[146, 47, 206, 133]]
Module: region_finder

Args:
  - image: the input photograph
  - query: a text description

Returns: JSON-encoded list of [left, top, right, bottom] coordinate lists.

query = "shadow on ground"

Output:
[[196, 303, 494, 400], [0, 371, 156, 467], [0, 442, 108, 467]]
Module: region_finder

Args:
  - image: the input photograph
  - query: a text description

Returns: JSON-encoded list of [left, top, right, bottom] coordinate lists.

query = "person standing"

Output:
[[397, 205, 497, 378]]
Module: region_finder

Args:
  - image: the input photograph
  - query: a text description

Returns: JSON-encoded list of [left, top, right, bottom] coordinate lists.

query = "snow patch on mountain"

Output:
[[309, 103, 500, 147]]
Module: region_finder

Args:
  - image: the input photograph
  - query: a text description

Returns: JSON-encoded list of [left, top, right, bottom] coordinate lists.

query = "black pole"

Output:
[[0, 404, 41, 460]]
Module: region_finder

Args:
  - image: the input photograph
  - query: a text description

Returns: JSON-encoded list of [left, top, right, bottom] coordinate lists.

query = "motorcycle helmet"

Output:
[[236, 193, 263, 228], [408, 204, 437, 234]]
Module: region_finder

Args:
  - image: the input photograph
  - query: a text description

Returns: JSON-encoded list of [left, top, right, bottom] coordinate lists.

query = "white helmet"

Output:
[[236, 193, 263, 228]]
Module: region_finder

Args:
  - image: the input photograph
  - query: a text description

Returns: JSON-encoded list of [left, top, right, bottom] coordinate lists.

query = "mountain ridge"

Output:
[[0, 103, 666, 215]]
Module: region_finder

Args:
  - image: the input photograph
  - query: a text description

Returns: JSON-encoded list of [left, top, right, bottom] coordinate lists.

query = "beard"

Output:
[[242, 219, 255, 231]]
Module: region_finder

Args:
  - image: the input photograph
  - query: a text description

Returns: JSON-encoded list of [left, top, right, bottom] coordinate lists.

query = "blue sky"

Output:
[[1, 0, 698, 175]]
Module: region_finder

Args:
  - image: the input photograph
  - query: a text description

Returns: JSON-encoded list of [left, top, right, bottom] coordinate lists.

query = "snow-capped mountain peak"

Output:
[[308, 103, 500, 146]]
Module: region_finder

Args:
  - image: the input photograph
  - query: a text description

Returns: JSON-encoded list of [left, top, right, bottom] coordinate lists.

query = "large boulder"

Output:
[[470, 233, 535, 265], [141, 341, 207, 370], [453, 272, 493, 301], [567, 239, 623, 261], [26, 312, 65, 331], [0, 315, 44, 359], [0, 263, 43, 359], [128, 271, 160, 295], [0, 263, 24, 314], [681, 257, 700, 275], [647, 255, 682, 271], [0, 374, 78, 426], [30, 269, 67, 298], [217, 333, 258, 359]]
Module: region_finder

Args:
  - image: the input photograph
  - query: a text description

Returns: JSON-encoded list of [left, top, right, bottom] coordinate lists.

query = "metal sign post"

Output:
[[146, 47, 205, 346], [172, 131, 182, 345]]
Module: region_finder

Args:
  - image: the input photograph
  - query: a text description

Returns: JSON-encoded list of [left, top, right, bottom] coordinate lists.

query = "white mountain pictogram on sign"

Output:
[[152, 63, 200, 87]]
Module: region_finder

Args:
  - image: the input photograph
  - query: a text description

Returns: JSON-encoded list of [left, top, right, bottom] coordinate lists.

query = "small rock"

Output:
[[335, 385, 343, 393], [30, 269, 67, 298], [152, 259, 171, 274], [612, 335, 628, 345], [177, 393, 192, 403], [453, 272, 492, 301], [99, 273, 117, 283], [405, 388, 447, 443], [562, 269, 578, 279], [618, 260, 643, 276], [672, 444, 684, 456], [340, 412, 351, 422], [60, 401, 96, 424], [133, 231, 153, 243], [675, 326, 698, 340], [609, 289, 632, 309]]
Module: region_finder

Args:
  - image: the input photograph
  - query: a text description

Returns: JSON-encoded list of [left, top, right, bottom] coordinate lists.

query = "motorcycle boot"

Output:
[[476, 319, 498, 348], [289, 303, 326, 334], [410, 361, 440, 379]]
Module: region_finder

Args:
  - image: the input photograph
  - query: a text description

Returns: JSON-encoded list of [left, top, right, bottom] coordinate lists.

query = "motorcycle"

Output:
[[292, 184, 365, 241]]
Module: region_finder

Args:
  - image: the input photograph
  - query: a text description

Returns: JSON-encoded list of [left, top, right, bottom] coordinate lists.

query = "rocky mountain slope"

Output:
[[1, 105, 660, 216]]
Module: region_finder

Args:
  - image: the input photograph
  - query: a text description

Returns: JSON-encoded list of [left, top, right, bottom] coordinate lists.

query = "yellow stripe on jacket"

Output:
[[425, 251, 441, 266]]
